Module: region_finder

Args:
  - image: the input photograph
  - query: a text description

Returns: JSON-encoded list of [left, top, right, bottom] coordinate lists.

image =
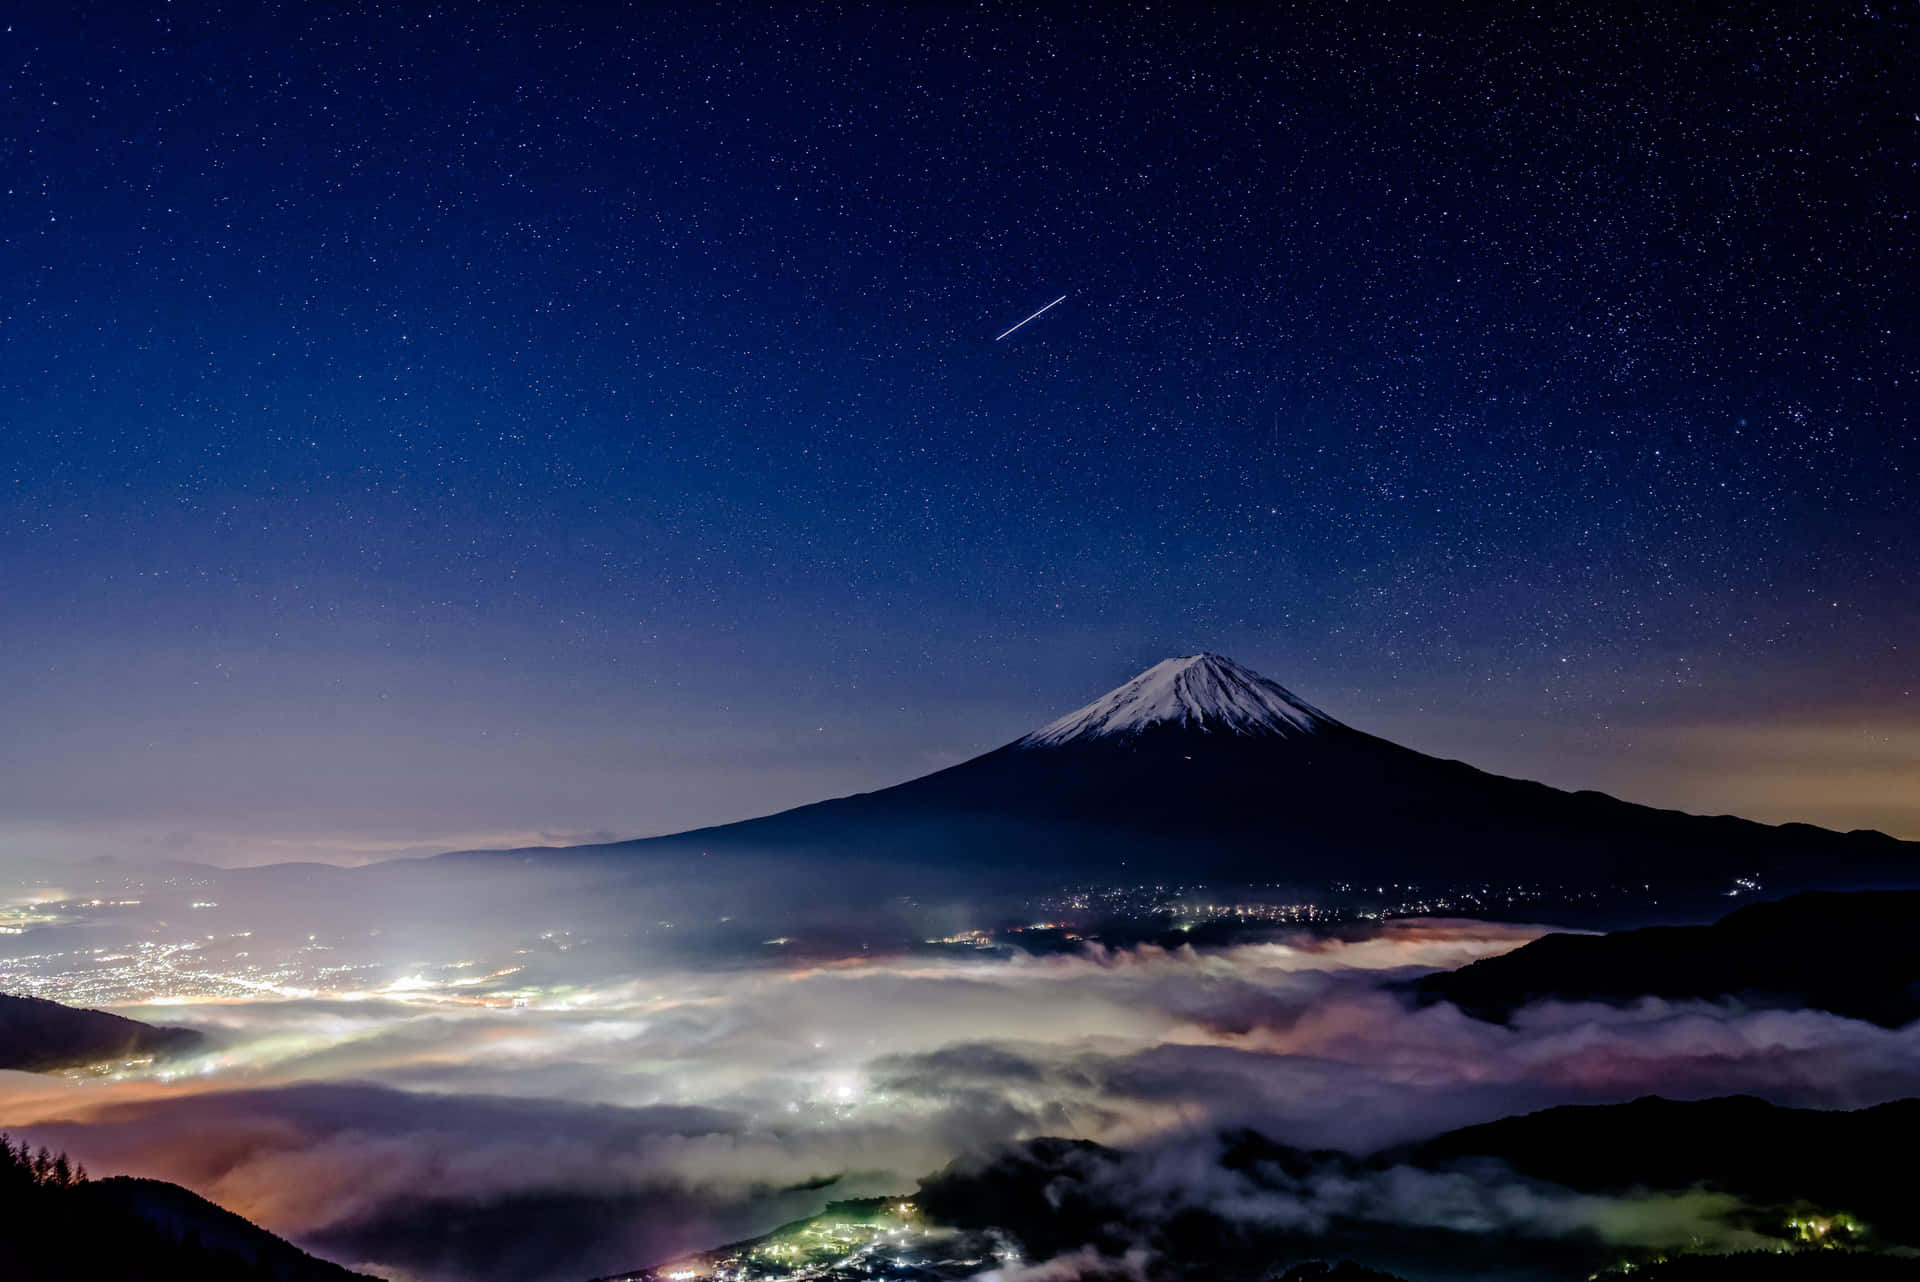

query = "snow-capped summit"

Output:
[[1017, 653, 1337, 749]]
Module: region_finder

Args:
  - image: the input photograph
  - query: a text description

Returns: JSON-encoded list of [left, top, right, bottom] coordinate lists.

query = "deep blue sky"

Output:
[[4, 2, 1915, 862]]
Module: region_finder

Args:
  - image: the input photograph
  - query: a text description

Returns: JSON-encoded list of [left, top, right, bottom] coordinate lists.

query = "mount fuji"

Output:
[[451, 654, 1912, 896]]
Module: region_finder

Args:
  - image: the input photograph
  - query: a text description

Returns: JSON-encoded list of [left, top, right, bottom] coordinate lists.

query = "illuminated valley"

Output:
[[606, 1201, 1019, 1282]]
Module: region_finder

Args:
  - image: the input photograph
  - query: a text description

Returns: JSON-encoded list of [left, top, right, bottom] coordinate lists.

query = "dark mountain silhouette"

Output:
[[912, 1132, 1578, 1281], [0, 991, 204, 1072], [1603, 1255, 1920, 1281], [1411, 890, 1920, 1025], [0, 1135, 378, 1281], [1272, 1266, 1413, 1282], [1280, 1258, 1920, 1282], [915, 1095, 1920, 1280], [1398, 1094, 1920, 1243], [444, 655, 1914, 901]]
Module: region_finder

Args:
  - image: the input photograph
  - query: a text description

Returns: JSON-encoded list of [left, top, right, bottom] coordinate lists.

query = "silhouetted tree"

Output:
[[0, 1132, 377, 1281]]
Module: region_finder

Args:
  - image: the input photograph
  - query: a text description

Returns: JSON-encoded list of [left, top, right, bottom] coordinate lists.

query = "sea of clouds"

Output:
[[4, 915, 1918, 1282]]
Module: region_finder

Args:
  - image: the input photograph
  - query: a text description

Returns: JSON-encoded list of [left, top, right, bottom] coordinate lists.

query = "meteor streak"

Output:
[[995, 294, 1068, 341]]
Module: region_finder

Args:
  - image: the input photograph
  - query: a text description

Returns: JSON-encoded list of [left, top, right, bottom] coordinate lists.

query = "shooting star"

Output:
[[995, 294, 1068, 341]]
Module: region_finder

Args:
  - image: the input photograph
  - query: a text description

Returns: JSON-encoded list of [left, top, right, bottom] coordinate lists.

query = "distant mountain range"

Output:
[[453, 654, 1914, 899], [0, 991, 204, 1073], [1411, 889, 1920, 1025]]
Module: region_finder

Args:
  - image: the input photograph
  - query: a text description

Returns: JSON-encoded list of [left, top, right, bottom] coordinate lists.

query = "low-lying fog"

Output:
[[3, 855, 1917, 1282]]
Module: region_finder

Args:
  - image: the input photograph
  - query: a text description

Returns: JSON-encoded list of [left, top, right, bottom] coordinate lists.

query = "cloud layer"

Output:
[[4, 918, 1919, 1281]]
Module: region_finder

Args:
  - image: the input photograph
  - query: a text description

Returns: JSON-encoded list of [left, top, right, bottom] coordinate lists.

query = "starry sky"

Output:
[[4, 2, 1916, 864]]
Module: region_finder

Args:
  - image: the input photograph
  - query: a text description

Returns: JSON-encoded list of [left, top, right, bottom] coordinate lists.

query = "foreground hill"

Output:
[[1397, 1094, 1919, 1243], [1278, 1257, 1920, 1282], [1411, 890, 1920, 1025], [0, 991, 204, 1073], [446, 654, 1914, 902], [0, 1138, 378, 1281], [914, 1095, 1920, 1280], [1603, 1256, 1920, 1281]]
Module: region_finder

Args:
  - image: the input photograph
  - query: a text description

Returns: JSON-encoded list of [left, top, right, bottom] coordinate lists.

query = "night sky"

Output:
[[4, 2, 1915, 863]]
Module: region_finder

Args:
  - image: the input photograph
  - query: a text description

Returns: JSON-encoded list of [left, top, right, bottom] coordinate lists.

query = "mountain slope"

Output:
[[446, 655, 1914, 897], [0, 992, 204, 1073], [82, 1176, 381, 1282], [915, 1095, 1920, 1281], [1398, 1094, 1920, 1242], [1410, 889, 1920, 1025], [1018, 653, 1335, 745], [0, 1142, 377, 1282], [1603, 1257, 1920, 1281]]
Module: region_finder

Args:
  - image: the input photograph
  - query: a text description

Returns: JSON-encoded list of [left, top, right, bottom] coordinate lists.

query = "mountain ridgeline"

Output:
[[0, 992, 204, 1074], [448, 655, 1913, 898], [914, 1095, 1920, 1282], [0, 1135, 377, 1282], [1411, 889, 1920, 1025]]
